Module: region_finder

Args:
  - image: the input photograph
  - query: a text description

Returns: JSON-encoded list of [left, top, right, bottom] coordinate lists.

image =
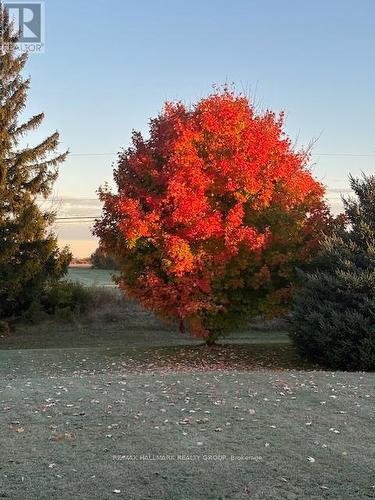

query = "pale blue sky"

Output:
[[19, 0, 375, 255]]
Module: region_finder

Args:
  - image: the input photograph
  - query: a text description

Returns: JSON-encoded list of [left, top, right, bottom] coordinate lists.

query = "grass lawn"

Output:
[[1, 353, 374, 499], [0, 271, 374, 499]]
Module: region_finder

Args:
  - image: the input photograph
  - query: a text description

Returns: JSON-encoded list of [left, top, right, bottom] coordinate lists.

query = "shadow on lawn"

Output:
[[0, 290, 315, 372], [109, 343, 316, 372]]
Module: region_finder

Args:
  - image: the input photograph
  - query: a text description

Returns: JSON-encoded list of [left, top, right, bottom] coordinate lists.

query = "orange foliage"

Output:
[[95, 89, 332, 340]]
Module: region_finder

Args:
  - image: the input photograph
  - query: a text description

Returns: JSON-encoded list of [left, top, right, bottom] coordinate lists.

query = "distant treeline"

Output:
[[90, 248, 119, 270], [69, 249, 118, 270]]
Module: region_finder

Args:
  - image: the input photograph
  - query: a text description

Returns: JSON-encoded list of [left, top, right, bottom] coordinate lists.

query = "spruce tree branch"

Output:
[[10, 113, 45, 141], [13, 132, 61, 166]]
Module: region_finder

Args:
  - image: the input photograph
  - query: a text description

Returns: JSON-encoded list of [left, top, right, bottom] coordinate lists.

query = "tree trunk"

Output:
[[204, 330, 222, 346]]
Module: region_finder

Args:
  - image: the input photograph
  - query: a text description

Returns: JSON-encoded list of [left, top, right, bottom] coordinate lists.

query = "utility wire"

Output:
[[313, 153, 375, 157], [55, 217, 99, 222], [65, 152, 375, 158], [54, 150, 375, 222], [55, 216, 98, 220], [68, 153, 117, 156]]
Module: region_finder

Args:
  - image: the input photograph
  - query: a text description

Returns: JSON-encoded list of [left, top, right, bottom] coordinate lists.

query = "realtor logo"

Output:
[[4, 2, 45, 53]]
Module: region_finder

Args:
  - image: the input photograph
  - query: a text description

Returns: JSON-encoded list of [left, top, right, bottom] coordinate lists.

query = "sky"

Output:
[[16, 0, 375, 256]]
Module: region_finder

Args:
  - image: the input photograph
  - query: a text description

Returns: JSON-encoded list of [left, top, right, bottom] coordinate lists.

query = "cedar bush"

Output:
[[289, 175, 375, 370]]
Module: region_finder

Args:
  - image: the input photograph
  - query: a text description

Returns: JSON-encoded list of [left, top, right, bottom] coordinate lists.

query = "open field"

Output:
[[0, 270, 374, 499], [67, 268, 119, 288]]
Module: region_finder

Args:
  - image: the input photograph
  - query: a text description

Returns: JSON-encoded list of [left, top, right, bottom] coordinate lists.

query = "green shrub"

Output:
[[22, 301, 49, 324], [0, 320, 10, 336], [289, 175, 375, 371], [41, 281, 94, 315]]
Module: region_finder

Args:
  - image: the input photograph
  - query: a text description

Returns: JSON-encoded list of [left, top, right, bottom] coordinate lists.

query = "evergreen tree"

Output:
[[0, 5, 71, 318], [289, 175, 375, 370]]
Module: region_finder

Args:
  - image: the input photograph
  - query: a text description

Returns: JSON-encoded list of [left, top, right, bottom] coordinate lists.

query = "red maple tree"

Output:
[[94, 89, 332, 343]]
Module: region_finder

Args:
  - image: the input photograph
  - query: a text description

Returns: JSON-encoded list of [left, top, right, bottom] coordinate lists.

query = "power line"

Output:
[[68, 152, 117, 157], [65, 151, 375, 158], [55, 217, 99, 223], [313, 153, 375, 157], [55, 216, 98, 220]]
